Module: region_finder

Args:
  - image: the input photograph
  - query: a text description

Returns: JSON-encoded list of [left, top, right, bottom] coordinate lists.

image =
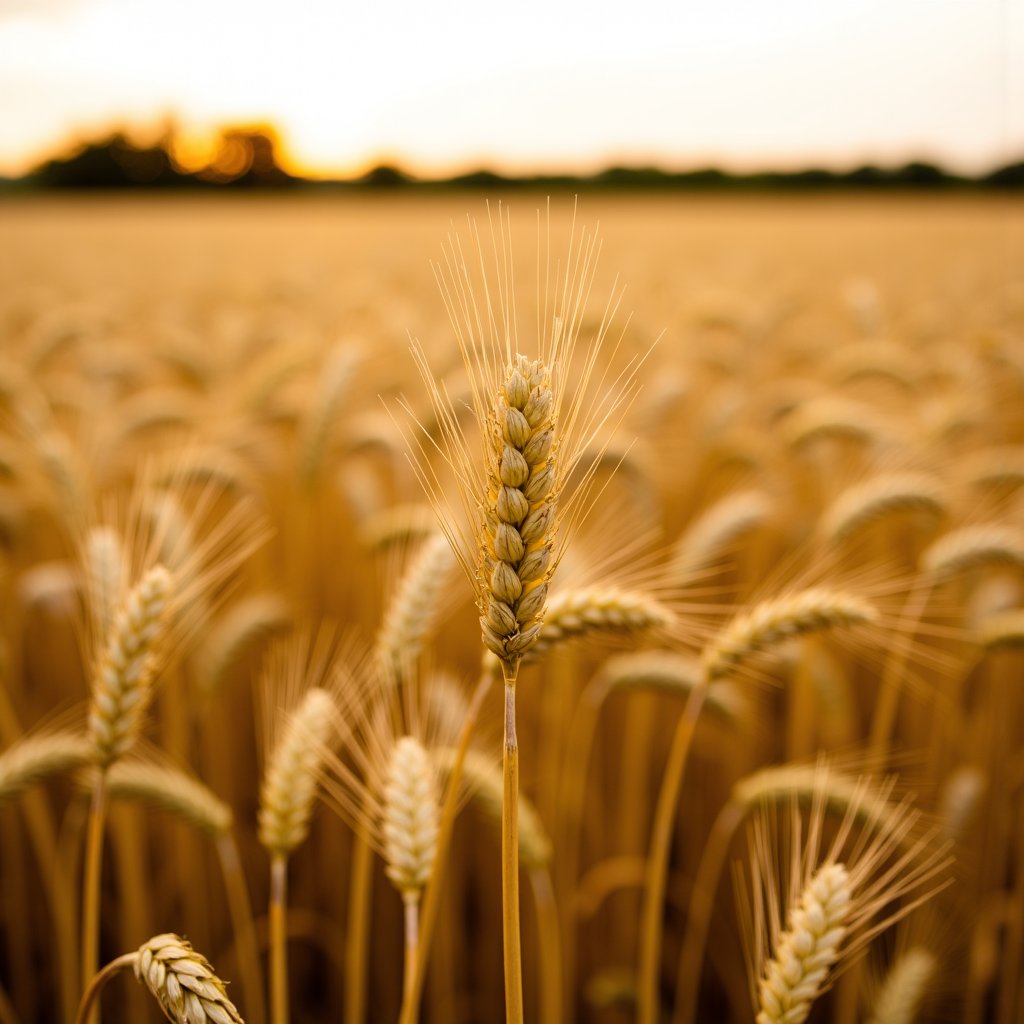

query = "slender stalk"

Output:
[[216, 833, 266, 1024], [0, 980, 19, 1024], [869, 578, 931, 758], [400, 667, 493, 1024], [74, 952, 137, 1024], [401, 899, 420, 1020], [80, 774, 108, 1024], [503, 679, 524, 1024], [344, 835, 374, 1024], [672, 801, 744, 1024], [638, 685, 707, 1024], [269, 853, 289, 1024], [529, 867, 562, 1024]]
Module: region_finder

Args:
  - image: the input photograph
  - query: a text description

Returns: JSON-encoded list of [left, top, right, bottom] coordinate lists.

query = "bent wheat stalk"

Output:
[[75, 934, 245, 1024]]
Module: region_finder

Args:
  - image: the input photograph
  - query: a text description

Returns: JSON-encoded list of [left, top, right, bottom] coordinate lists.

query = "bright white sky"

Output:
[[0, 0, 1021, 177]]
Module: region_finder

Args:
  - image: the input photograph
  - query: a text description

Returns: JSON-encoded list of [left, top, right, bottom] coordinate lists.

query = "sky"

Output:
[[0, 0, 1021, 178]]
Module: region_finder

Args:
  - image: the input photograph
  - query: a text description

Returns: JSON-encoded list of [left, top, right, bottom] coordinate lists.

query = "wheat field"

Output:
[[1, 193, 1022, 1023]]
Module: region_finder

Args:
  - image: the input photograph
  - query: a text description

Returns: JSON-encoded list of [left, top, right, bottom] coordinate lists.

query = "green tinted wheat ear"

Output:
[[481, 355, 557, 670], [134, 933, 245, 1024], [88, 565, 173, 768], [756, 863, 851, 1024], [382, 736, 439, 902]]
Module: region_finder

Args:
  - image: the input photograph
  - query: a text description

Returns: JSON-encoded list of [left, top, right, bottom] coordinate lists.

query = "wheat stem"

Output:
[[638, 684, 707, 1024], [503, 679, 524, 1024], [79, 774, 107, 1024], [401, 667, 494, 1024], [269, 854, 289, 1024], [401, 899, 420, 1021], [672, 801, 745, 1024], [74, 952, 137, 1024], [529, 866, 562, 1024], [216, 834, 266, 1024], [344, 835, 374, 1024]]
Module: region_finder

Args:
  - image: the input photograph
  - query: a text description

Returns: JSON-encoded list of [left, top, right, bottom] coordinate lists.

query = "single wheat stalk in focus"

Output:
[[82, 563, 173, 1020], [75, 933, 244, 1024], [404, 204, 640, 1024]]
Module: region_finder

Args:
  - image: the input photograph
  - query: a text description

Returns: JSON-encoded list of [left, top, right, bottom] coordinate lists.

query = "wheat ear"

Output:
[[382, 736, 440, 902], [259, 686, 335, 1024], [669, 488, 772, 579], [135, 934, 245, 1024], [380, 735, 440, 1019], [377, 532, 456, 680], [84, 526, 126, 644], [87, 564, 174, 768], [819, 473, 945, 545], [756, 862, 851, 1024], [75, 934, 245, 1024], [258, 687, 335, 857], [702, 588, 878, 682], [104, 758, 232, 837], [866, 947, 936, 1024], [201, 593, 290, 696], [480, 354, 557, 670], [0, 730, 92, 804], [523, 585, 672, 662], [921, 524, 1024, 579], [82, 563, 173, 1017]]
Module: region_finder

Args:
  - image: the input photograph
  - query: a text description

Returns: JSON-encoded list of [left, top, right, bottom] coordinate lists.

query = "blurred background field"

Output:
[[1, 191, 1023, 1023]]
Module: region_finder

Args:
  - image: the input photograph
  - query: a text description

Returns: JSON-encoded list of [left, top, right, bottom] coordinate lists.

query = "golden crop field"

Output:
[[1, 193, 1022, 1024]]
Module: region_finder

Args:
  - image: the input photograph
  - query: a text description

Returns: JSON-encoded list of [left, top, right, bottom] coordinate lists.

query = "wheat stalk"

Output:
[[921, 524, 1024, 579], [103, 758, 232, 837], [669, 488, 773, 579], [702, 588, 878, 682], [87, 564, 174, 769], [376, 532, 457, 681], [524, 585, 673, 661], [135, 933, 245, 1024], [382, 735, 440, 902], [866, 946, 936, 1024], [258, 686, 336, 858], [0, 729, 92, 804], [756, 862, 851, 1024], [819, 472, 945, 545]]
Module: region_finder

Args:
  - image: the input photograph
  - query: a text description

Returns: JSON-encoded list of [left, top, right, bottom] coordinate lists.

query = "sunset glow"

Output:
[[1, 0, 1021, 177]]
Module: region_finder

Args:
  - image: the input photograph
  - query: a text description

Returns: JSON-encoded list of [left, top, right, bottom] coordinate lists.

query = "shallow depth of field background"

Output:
[[1, 191, 1023, 1023]]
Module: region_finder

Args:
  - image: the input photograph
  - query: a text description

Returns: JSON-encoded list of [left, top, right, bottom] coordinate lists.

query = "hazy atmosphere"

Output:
[[1, 0, 1021, 177]]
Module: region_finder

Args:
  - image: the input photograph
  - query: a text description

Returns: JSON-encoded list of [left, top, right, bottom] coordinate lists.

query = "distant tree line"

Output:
[[5, 128, 1022, 191]]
